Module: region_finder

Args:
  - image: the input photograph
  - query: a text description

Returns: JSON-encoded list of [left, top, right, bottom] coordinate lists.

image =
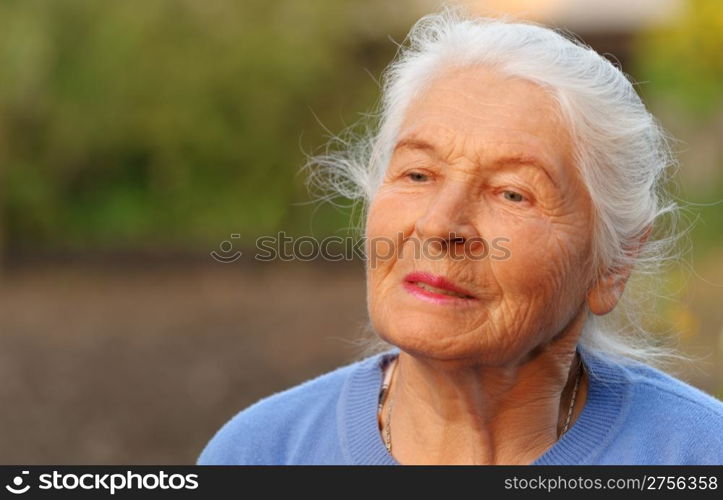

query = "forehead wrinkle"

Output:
[[397, 66, 573, 165], [411, 71, 563, 128]]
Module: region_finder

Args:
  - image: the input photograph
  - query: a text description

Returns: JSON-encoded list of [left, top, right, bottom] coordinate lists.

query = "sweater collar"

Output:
[[340, 345, 628, 465]]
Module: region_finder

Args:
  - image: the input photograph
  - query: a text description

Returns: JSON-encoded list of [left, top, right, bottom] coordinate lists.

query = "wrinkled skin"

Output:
[[365, 67, 632, 464]]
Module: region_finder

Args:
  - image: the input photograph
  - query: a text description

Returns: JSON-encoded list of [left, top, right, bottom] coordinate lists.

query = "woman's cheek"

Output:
[[368, 191, 424, 241], [488, 218, 562, 294], [365, 193, 414, 276]]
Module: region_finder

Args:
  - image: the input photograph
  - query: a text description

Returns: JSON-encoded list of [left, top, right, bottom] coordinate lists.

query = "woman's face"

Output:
[[365, 66, 595, 365]]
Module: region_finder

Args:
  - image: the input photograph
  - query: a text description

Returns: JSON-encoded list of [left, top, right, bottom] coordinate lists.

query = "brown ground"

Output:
[[0, 256, 720, 464], [0, 258, 371, 464]]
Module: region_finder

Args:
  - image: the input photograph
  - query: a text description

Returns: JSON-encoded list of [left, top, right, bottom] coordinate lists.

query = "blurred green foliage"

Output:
[[636, 0, 723, 115], [634, 0, 723, 254], [632, 0, 723, 384], [0, 0, 398, 250]]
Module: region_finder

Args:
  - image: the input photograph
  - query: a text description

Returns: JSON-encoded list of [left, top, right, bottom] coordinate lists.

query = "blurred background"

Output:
[[0, 0, 721, 464]]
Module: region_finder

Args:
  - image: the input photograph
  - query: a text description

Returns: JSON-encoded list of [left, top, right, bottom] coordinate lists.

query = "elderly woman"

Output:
[[198, 10, 723, 465]]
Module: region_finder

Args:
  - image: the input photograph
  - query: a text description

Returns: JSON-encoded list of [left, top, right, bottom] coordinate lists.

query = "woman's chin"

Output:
[[369, 289, 507, 361], [377, 321, 490, 362]]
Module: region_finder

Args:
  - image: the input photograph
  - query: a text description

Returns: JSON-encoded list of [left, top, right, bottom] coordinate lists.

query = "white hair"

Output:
[[305, 7, 687, 370]]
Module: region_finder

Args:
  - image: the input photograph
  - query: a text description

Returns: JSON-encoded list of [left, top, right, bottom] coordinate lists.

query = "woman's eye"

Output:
[[502, 190, 525, 202], [407, 171, 429, 182]]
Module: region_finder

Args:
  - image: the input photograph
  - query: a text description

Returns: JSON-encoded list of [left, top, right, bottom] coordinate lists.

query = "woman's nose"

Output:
[[414, 182, 480, 249]]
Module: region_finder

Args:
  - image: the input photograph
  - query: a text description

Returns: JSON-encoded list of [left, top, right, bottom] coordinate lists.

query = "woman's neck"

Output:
[[382, 320, 588, 465]]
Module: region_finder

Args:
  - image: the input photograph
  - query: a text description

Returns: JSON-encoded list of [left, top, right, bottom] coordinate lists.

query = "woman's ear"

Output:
[[587, 269, 631, 315], [587, 225, 652, 316]]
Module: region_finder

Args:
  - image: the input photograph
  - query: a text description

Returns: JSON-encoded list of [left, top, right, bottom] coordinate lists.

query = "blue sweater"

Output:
[[197, 346, 723, 465]]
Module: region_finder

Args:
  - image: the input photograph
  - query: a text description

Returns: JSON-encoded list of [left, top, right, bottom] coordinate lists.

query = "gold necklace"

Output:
[[560, 356, 584, 437], [377, 356, 397, 453], [378, 355, 584, 454]]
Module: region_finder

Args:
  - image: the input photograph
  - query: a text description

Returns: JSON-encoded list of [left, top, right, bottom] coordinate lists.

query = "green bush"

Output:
[[0, 0, 394, 250]]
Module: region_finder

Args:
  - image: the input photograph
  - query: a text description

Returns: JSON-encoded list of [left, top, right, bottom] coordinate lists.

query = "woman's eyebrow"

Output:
[[492, 154, 559, 189], [393, 137, 437, 154], [394, 138, 559, 188]]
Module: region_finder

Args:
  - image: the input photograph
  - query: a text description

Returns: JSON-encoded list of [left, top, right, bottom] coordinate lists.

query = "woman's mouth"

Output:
[[408, 281, 473, 298], [402, 272, 477, 304]]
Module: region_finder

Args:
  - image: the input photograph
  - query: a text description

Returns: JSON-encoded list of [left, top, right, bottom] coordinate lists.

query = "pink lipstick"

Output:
[[402, 271, 477, 305]]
